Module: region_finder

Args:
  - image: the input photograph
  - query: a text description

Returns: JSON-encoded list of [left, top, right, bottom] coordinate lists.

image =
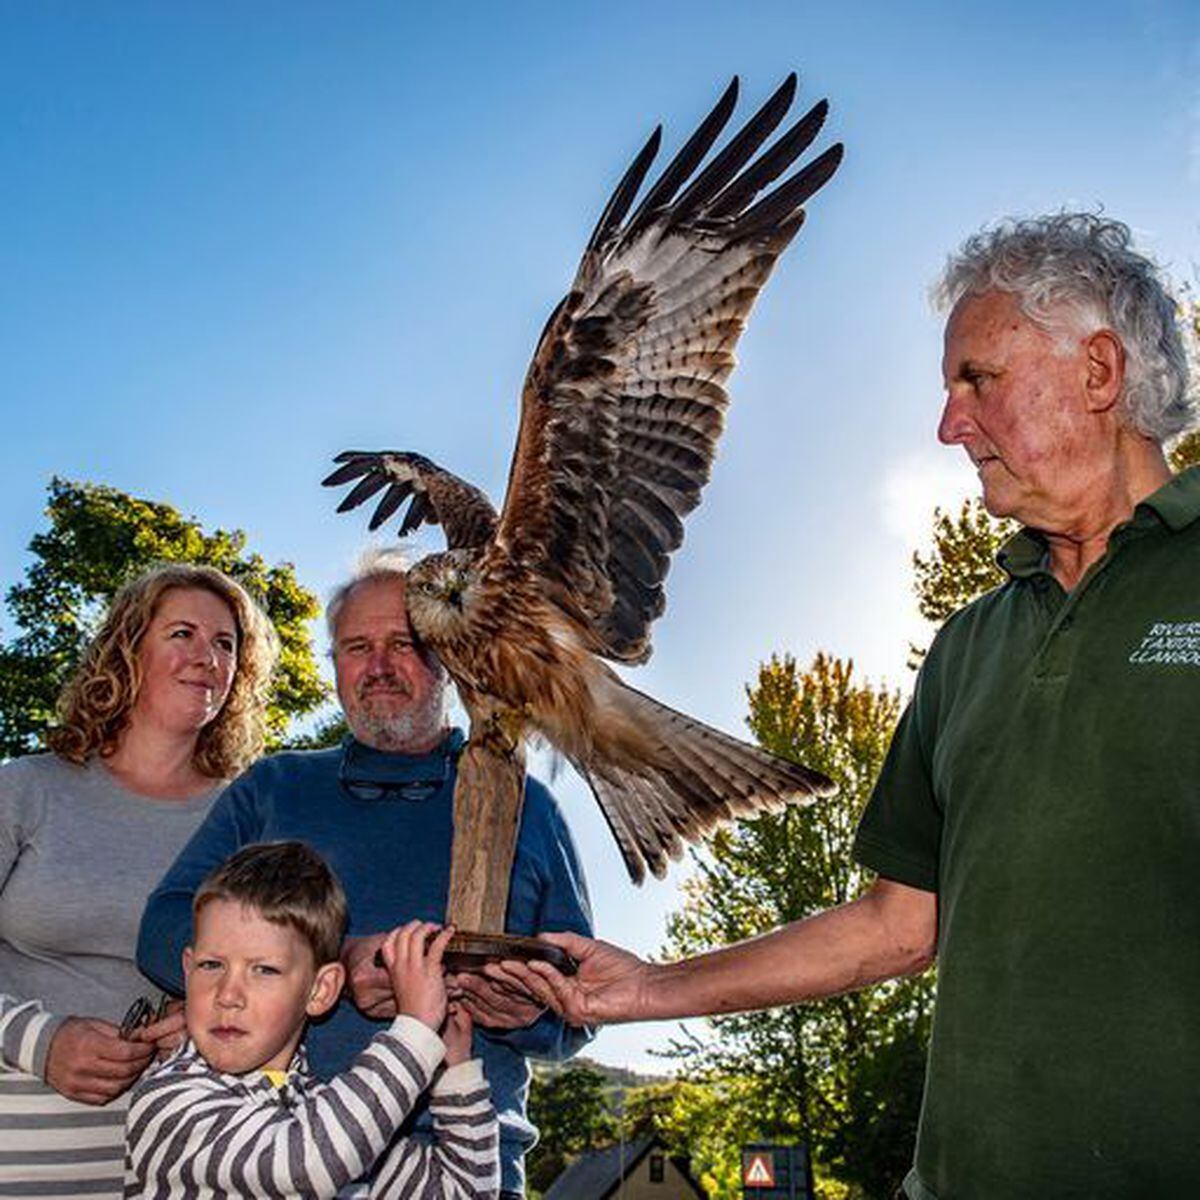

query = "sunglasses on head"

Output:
[[120, 993, 172, 1041]]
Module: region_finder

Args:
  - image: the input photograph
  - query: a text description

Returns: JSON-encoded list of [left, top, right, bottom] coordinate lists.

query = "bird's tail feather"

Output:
[[572, 681, 835, 883]]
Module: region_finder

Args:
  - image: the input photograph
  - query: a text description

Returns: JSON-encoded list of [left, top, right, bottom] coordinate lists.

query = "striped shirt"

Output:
[[123, 1017, 498, 1198], [1, 993, 131, 1199]]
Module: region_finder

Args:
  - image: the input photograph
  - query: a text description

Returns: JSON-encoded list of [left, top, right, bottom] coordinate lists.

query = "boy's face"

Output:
[[184, 899, 343, 1075]]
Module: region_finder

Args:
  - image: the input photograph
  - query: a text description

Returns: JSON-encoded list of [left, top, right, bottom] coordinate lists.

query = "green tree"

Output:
[[0, 477, 328, 757], [286, 713, 349, 750], [1170, 431, 1200, 472], [636, 1075, 783, 1199], [664, 654, 933, 1199], [526, 1063, 616, 1194], [1165, 291, 1199, 473], [910, 500, 1013, 628]]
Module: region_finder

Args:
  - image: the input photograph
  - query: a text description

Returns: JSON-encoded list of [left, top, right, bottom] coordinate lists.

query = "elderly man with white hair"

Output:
[[138, 551, 594, 1199], [502, 213, 1200, 1198]]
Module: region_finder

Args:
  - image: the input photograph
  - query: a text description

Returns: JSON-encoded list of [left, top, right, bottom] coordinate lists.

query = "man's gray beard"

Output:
[[348, 680, 449, 753]]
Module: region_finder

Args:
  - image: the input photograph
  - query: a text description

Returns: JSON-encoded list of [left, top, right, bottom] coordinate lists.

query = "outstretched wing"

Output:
[[492, 74, 842, 663], [322, 451, 498, 550]]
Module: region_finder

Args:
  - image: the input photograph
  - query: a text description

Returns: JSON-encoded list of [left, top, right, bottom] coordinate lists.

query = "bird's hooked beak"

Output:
[[438, 572, 466, 611]]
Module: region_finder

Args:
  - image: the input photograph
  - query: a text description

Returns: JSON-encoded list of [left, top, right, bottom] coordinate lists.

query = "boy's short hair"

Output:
[[193, 841, 349, 966]]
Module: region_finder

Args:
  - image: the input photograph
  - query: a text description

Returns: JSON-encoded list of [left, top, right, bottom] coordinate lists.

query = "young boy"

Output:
[[124, 841, 498, 1198]]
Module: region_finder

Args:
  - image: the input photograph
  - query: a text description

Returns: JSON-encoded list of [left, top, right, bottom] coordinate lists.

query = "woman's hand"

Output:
[[44, 1016, 155, 1104]]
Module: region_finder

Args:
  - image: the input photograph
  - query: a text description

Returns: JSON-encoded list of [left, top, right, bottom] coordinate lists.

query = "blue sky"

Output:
[[3, 1, 1198, 1070]]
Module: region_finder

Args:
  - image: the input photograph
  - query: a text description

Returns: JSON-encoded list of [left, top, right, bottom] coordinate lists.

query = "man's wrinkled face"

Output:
[[938, 290, 1099, 530], [332, 577, 448, 753]]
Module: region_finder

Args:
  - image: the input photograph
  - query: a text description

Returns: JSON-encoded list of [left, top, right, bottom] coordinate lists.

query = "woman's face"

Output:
[[131, 587, 239, 737]]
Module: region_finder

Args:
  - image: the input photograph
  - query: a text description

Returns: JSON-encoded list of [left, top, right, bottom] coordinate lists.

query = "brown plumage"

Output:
[[324, 76, 841, 882]]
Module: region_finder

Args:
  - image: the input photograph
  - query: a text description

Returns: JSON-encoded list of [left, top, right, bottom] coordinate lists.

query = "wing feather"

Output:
[[622, 77, 740, 242], [322, 451, 499, 550], [707, 98, 829, 219], [665, 74, 797, 227], [336, 471, 391, 513], [492, 77, 841, 662]]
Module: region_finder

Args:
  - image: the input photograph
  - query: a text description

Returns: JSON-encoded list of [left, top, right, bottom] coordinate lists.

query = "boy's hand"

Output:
[[379, 921, 455, 1033], [442, 1002, 474, 1066]]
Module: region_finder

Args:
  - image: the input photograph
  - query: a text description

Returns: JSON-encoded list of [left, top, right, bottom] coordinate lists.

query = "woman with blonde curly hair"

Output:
[[0, 563, 278, 1196]]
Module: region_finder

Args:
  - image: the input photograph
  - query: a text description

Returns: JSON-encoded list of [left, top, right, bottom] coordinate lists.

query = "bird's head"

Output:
[[404, 550, 479, 639]]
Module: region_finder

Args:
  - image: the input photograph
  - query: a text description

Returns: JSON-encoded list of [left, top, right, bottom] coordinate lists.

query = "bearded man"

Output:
[[502, 213, 1200, 1198], [139, 551, 593, 1199]]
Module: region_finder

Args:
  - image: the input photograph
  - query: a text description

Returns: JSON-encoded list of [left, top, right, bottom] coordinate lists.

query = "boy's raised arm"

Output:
[[124, 1013, 446, 1197], [369, 1061, 499, 1198]]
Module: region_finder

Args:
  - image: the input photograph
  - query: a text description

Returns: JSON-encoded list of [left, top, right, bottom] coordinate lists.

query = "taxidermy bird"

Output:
[[325, 75, 841, 884]]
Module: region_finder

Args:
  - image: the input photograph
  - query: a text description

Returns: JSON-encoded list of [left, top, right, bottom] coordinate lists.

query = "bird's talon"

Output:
[[479, 707, 527, 757]]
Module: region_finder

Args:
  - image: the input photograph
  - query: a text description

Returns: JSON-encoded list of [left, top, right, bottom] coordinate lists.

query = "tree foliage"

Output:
[[662, 654, 933, 1199], [910, 500, 1013, 627], [632, 1075, 779, 1199], [0, 478, 328, 757], [525, 1063, 616, 1194], [286, 713, 349, 750], [1170, 430, 1200, 472]]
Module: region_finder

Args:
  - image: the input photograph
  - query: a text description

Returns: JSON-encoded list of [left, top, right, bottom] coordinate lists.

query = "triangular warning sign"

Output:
[[743, 1152, 776, 1186]]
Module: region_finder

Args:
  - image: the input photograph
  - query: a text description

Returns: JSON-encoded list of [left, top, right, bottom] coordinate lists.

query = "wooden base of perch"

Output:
[[442, 716, 576, 973], [446, 731, 527, 934]]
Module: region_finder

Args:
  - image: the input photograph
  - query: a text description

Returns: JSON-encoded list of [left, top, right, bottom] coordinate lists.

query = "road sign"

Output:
[[743, 1151, 777, 1187]]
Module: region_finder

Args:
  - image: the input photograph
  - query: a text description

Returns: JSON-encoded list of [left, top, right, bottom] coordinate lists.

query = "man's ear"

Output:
[[182, 946, 194, 976], [1083, 329, 1125, 413], [306, 961, 346, 1018]]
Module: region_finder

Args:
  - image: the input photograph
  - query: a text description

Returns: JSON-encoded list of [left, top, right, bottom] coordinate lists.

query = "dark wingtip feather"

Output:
[[622, 77, 741, 242], [705, 97, 830, 221], [734, 141, 844, 241], [584, 125, 663, 255], [335, 472, 390, 513], [367, 482, 412, 531], [398, 491, 432, 535], [322, 458, 377, 488], [666, 73, 800, 227]]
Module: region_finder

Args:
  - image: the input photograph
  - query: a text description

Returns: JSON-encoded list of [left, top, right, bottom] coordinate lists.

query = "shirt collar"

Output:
[[996, 527, 1051, 580], [1132, 464, 1200, 532], [178, 1039, 309, 1090]]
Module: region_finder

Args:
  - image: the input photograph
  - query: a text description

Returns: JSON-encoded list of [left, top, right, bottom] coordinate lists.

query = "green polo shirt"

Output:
[[854, 466, 1200, 1199]]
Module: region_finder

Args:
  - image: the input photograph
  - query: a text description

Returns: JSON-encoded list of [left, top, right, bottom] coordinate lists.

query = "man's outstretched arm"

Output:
[[493, 877, 936, 1026]]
